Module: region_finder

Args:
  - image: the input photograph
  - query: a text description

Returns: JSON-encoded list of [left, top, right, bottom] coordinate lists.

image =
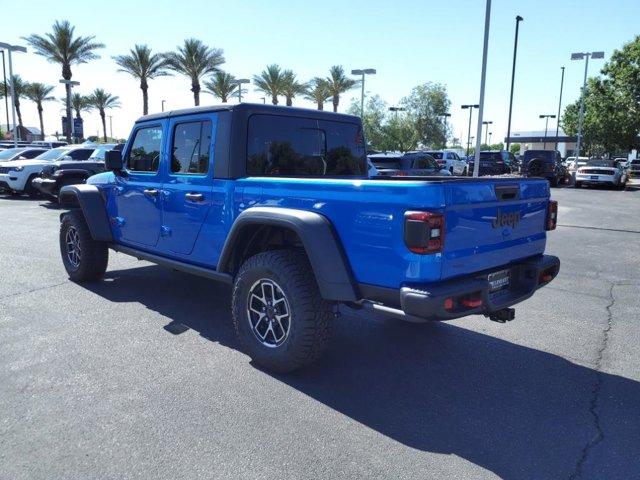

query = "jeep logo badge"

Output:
[[492, 209, 520, 229]]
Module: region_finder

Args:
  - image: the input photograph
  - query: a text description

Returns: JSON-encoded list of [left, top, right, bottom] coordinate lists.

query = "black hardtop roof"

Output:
[[136, 103, 361, 124]]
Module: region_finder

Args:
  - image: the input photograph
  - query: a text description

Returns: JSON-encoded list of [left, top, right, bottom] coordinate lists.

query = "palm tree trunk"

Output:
[[141, 81, 149, 115], [37, 103, 45, 140], [100, 110, 107, 142], [192, 81, 200, 106], [317, 101, 323, 111], [286, 96, 292, 107], [15, 99, 23, 140], [271, 95, 278, 105], [333, 95, 339, 113]]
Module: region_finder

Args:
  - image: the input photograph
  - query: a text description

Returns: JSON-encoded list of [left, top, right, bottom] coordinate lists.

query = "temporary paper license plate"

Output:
[[591, 176, 599, 180], [488, 269, 510, 292]]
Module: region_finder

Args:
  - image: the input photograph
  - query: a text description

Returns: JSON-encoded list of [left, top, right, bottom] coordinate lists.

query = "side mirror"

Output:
[[105, 149, 123, 171]]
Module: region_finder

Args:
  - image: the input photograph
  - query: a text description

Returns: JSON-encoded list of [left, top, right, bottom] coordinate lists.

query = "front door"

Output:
[[160, 118, 214, 255], [113, 124, 164, 247]]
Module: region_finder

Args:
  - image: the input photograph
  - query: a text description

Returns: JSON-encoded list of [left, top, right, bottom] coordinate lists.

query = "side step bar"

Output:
[[109, 244, 233, 284]]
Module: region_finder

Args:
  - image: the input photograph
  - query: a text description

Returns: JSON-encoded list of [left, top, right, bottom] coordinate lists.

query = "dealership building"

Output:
[[505, 129, 577, 157]]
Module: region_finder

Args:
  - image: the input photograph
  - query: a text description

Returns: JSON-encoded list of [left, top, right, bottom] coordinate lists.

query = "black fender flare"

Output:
[[218, 207, 358, 302], [58, 184, 113, 242]]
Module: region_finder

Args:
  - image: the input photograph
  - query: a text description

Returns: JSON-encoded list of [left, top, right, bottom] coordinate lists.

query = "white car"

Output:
[[575, 159, 628, 189], [0, 145, 96, 197], [423, 150, 468, 175]]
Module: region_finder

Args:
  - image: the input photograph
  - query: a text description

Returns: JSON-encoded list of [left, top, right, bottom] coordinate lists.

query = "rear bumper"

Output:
[[575, 173, 617, 184], [32, 177, 58, 195], [360, 254, 560, 321]]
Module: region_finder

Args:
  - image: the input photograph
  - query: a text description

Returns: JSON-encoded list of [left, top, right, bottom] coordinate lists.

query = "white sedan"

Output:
[[575, 159, 628, 189]]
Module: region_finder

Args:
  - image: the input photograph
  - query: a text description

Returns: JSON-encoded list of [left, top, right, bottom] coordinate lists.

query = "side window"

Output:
[[69, 149, 93, 160], [171, 121, 212, 175], [24, 150, 44, 159], [127, 126, 163, 172], [247, 115, 365, 176]]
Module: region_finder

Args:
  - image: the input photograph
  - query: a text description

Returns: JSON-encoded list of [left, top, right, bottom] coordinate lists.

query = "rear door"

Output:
[[441, 179, 549, 279], [113, 124, 164, 247], [159, 117, 214, 255]]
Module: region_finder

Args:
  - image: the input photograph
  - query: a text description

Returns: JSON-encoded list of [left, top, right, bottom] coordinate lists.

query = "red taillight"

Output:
[[461, 297, 482, 308], [546, 200, 558, 231], [404, 211, 445, 254]]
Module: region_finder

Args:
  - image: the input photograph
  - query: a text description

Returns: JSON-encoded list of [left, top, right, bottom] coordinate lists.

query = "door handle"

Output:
[[185, 192, 204, 202], [143, 188, 159, 197]]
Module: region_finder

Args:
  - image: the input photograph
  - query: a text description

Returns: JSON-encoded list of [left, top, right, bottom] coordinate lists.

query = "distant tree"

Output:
[[7, 75, 29, 134], [71, 92, 90, 119], [281, 70, 307, 106], [87, 88, 120, 142], [25, 82, 55, 139], [23, 20, 104, 142], [509, 143, 521, 155], [113, 44, 169, 115], [304, 77, 331, 110], [400, 82, 451, 148], [204, 71, 238, 103], [253, 64, 285, 105], [326, 65, 358, 112], [163, 39, 225, 106]]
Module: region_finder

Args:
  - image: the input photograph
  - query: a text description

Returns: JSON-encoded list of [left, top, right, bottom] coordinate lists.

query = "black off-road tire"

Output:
[[232, 249, 333, 373], [59, 210, 108, 282]]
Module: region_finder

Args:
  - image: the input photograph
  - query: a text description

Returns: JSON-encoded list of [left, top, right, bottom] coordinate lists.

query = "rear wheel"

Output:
[[59, 210, 108, 282], [232, 250, 332, 373], [575, 181, 582, 188]]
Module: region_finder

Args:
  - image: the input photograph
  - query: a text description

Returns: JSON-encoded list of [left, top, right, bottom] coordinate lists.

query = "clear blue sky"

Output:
[[3, 0, 639, 143]]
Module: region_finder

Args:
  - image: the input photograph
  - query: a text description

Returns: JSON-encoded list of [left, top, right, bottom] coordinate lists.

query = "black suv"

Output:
[[467, 150, 516, 176], [522, 150, 567, 187]]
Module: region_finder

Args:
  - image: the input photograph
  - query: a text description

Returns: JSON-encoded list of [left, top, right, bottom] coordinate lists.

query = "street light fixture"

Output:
[[351, 68, 376, 117], [260, 97, 266, 104], [505, 15, 523, 152], [234, 78, 250, 103], [554, 67, 565, 151], [1, 51, 10, 136], [161, 99, 166, 112], [539, 114, 556, 149], [0, 42, 27, 147], [389, 106, 405, 118], [461, 104, 479, 157], [488, 131, 493, 145], [482, 120, 492, 144], [571, 51, 604, 160], [59, 79, 80, 143]]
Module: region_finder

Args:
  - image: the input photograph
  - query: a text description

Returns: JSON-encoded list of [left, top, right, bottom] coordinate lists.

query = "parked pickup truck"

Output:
[[57, 104, 560, 373]]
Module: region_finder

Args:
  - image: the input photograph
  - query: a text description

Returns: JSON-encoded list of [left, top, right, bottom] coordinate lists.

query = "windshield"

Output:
[[0, 148, 24, 160], [89, 144, 117, 160], [34, 147, 70, 161], [425, 152, 444, 159], [479, 152, 502, 162], [524, 151, 554, 161], [586, 159, 615, 167]]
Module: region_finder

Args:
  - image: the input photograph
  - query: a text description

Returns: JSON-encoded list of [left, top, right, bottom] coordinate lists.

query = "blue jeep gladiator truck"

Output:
[[58, 104, 560, 372]]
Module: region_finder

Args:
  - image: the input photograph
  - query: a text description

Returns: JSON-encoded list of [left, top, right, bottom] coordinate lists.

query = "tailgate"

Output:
[[442, 178, 549, 279]]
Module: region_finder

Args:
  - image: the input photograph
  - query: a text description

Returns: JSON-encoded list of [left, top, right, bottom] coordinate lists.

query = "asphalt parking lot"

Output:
[[1, 185, 639, 480]]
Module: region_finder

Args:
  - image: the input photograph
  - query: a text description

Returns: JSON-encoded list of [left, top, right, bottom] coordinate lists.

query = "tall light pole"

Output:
[[571, 51, 604, 160], [462, 104, 479, 157], [0, 50, 9, 135], [161, 99, 166, 112], [488, 131, 493, 145], [554, 67, 565, 152], [441, 112, 451, 148], [59, 79, 79, 143], [539, 114, 556, 149], [505, 15, 523, 152], [482, 120, 492, 144], [234, 78, 250, 103], [351, 68, 376, 117], [260, 97, 266, 104], [389, 106, 406, 152], [472, 0, 492, 177], [0, 42, 27, 146], [108, 115, 113, 140]]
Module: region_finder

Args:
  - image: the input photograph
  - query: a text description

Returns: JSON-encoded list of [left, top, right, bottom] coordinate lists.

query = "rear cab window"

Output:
[[247, 115, 366, 176]]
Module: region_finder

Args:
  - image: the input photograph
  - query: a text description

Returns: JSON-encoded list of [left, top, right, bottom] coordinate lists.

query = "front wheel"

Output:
[[232, 250, 332, 373], [59, 210, 109, 282]]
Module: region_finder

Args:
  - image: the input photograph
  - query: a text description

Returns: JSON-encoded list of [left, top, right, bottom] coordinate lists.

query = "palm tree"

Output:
[[113, 44, 168, 115], [7, 75, 29, 136], [203, 71, 238, 103], [163, 39, 225, 106], [25, 82, 55, 139], [326, 65, 358, 113], [253, 64, 285, 105], [87, 88, 120, 142], [304, 77, 331, 110], [23, 20, 104, 143], [71, 92, 90, 119], [281, 70, 307, 106]]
